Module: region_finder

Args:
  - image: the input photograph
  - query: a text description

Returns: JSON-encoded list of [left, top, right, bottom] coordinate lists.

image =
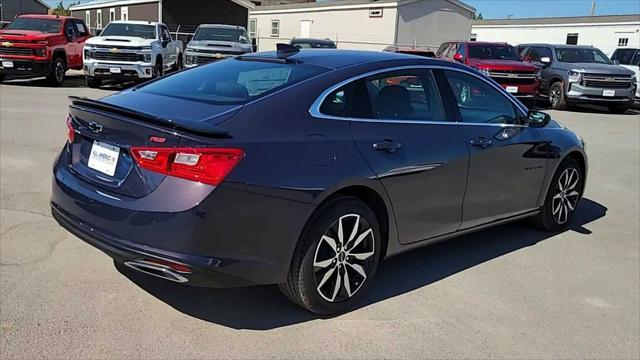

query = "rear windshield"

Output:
[[5, 18, 62, 34], [138, 58, 327, 104], [292, 41, 336, 49], [555, 47, 611, 64], [468, 44, 521, 61], [100, 23, 156, 39], [193, 27, 247, 43]]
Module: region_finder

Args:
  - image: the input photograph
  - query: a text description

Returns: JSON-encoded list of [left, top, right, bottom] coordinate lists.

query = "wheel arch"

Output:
[[51, 49, 67, 65], [538, 149, 588, 207]]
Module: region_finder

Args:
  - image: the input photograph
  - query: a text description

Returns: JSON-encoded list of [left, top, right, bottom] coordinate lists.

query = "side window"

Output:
[[161, 26, 172, 41], [446, 43, 458, 58], [73, 20, 89, 37], [457, 43, 466, 57], [64, 20, 77, 38], [363, 69, 444, 121], [442, 70, 519, 124], [436, 43, 449, 57], [320, 86, 351, 117]]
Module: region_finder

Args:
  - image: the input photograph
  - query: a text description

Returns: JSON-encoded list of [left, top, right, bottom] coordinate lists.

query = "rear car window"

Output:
[[611, 48, 639, 65], [139, 59, 327, 104]]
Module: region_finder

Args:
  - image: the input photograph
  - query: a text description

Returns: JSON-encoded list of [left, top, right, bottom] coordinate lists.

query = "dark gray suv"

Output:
[[519, 44, 637, 113]]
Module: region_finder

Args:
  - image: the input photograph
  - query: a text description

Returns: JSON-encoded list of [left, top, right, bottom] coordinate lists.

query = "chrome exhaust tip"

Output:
[[123, 260, 189, 283]]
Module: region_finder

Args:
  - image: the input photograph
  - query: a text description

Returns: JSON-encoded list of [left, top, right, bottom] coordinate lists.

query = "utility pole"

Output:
[[591, 0, 596, 16]]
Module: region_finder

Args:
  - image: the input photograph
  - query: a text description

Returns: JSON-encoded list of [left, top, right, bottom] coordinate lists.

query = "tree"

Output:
[[473, 13, 484, 20], [51, 1, 79, 17]]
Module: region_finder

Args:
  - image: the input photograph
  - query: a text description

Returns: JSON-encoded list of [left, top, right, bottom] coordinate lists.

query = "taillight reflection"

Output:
[[130, 147, 244, 186]]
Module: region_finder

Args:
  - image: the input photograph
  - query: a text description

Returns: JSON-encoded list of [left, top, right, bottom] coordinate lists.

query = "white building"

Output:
[[249, 0, 475, 51], [472, 14, 640, 55]]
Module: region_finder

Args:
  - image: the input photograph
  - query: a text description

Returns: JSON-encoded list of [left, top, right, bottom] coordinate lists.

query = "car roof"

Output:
[[243, 49, 458, 69], [108, 20, 158, 26], [291, 38, 335, 44], [17, 14, 75, 20], [519, 43, 595, 49], [385, 46, 434, 53], [198, 24, 246, 30]]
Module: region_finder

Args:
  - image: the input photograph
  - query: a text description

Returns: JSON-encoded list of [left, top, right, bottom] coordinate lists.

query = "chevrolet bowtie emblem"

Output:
[[1, 42, 12, 47], [109, 48, 120, 53]]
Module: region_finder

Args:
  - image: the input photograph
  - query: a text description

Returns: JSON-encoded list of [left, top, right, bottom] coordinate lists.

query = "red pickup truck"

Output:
[[0, 14, 90, 86], [438, 41, 541, 103]]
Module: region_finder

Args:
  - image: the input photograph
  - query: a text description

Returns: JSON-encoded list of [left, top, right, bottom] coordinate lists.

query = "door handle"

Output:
[[469, 137, 492, 149], [373, 140, 403, 153]]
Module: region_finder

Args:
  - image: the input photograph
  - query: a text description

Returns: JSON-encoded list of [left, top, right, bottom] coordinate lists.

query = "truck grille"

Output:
[[194, 55, 227, 65], [0, 47, 33, 56], [92, 51, 142, 62], [581, 75, 632, 89], [488, 71, 537, 85]]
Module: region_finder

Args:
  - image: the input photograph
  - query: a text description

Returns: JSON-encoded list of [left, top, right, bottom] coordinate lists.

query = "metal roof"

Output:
[[253, 0, 474, 14], [70, 0, 255, 11], [473, 14, 640, 26]]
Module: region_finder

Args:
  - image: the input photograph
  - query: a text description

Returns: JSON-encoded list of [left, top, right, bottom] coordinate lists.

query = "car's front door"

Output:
[[437, 69, 549, 229], [160, 25, 177, 67], [342, 68, 469, 244]]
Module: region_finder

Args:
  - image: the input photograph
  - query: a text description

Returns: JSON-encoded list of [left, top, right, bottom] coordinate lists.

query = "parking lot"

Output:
[[0, 75, 638, 359]]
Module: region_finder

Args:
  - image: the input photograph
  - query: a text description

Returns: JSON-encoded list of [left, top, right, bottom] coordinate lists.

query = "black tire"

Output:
[[608, 105, 630, 114], [172, 54, 183, 72], [46, 56, 66, 86], [279, 196, 382, 315], [532, 157, 583, 232], [549, 81, 567, 110], [0, 73, 5, 83], [153, 58, 163, 79], [85, 76, 102, 89]]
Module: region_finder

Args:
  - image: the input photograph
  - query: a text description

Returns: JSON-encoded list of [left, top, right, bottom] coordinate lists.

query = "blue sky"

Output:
[[46, 0, 640, 19]]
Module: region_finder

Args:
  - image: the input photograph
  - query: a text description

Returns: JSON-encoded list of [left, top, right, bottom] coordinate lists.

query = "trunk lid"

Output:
[[67, 95, 237, 198]]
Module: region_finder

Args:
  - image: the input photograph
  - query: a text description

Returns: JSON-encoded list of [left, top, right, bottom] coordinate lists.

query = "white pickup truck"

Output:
[[83, 21, 183, 87]]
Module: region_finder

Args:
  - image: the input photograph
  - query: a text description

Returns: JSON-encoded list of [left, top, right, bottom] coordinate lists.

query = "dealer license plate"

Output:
[[88, 141, 120, 176], [2, 61, 14, 68], [109, 67, 122, 74], [602, 89, 615, 97], [506, 86, 519, 94]]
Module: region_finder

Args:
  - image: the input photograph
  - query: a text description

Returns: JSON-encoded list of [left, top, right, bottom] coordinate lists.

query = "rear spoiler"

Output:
[[68, 96, 230, 138]]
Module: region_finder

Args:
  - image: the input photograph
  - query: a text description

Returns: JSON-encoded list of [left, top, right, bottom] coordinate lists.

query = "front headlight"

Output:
[[568, 70, 582, 83], [632, 75, 638, 85], [83, 47, 93, 59], [34, 47, 46, 57], [142, 53, 151, 63], [475, 68, 490, 77], [535, 70, 542, 80]]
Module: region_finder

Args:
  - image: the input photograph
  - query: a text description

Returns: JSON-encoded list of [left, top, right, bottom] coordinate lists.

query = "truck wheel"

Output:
[[46, 57, 66, 86], [0, 74, 5, 83], [153, 59, 163, 79], [86, 76, 102, 89], [172, 54, 183, 71], [608, 105, 630, 114], [549, 82, 567, 110]]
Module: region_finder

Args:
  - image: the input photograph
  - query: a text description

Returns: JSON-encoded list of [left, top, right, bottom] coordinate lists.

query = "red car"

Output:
[[437, 41, 541, 102], [0, 14, 90, 86]]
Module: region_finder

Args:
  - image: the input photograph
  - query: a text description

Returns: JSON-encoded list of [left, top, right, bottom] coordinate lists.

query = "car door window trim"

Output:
[[309, 64, 529, 127]]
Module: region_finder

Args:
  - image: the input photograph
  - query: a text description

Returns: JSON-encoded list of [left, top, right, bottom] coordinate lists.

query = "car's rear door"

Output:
[[436, 68, 548, 229], [339, 68, 469, 244]]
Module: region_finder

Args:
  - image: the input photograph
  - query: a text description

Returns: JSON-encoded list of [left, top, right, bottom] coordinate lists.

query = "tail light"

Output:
[[130, 147, 244, 186], [66, 116, 75, 143]]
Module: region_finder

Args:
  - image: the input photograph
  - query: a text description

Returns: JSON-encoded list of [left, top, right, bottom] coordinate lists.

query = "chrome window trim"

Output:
[[309, 64, 530, 128]]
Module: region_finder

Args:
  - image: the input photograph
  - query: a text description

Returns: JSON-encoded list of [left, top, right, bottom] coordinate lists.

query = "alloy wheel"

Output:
[[549, 87, 560, 107], [552, 168, 580, 224], [313, 214, 375, 303], [55, 61, 65, 83]]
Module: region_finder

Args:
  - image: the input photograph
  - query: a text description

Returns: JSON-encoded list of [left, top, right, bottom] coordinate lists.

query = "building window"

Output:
[[369, 8, 383, 18], [85, 11, 91, 28], [618, 38, 629, 47], [249, 18, 257, 38], [271, 20, 279, 37], [109, 8, 115, 22], [121, 7, 128, 21], [566, 33, 578, 45], [96, 10, 102, 29], [470, 33, 477, 41]]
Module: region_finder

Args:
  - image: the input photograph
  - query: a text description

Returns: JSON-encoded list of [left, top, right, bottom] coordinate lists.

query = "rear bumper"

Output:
[[84, 60, 154, 80], [0, 58, 52, 79], [566, 82, 636, 105], [50, 147, 314, 288]]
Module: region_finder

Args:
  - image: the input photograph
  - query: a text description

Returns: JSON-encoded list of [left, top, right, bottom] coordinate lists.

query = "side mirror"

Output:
[[453, 53, 465, 63], [612, 59, 620, 65], [527, 110, 551, 128], [540, 57, 551, 65], [522, 55, 533, 62], [161, 39, 169, 48]]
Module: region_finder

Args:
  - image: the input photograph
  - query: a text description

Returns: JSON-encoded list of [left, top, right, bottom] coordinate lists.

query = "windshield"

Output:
[[555, 47, 611, 64], [468, 44, 521, 61], [138, 58, 327, 104], [5, 18, 62, 34], [100, 23, 156, 39], [193, 27, 247, 43]]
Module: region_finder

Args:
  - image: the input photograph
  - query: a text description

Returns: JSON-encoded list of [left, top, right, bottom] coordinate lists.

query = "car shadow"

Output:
[[115, 198, 607, 330], [532, 100, 639, 115], [1, 72, 135, 91]]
